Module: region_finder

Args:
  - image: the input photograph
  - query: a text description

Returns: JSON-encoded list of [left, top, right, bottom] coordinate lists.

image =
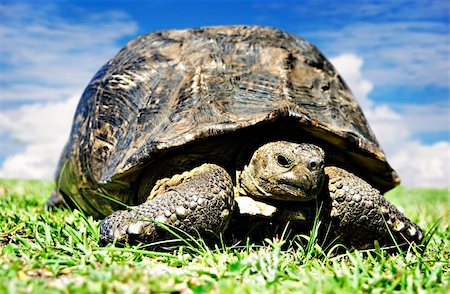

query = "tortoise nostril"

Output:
[[308, 160, 323, 171]]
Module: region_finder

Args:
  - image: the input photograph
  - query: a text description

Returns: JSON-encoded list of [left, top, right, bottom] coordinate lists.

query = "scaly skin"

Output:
[[100, 164, 234, 244], [324, 166, 423, 248]]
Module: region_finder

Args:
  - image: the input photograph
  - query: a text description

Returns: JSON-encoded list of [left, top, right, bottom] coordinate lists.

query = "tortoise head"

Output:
[[240, 141, 325, 201]]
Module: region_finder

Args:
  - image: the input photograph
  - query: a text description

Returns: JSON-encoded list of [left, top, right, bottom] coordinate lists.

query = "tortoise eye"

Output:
[[276, 155, 291, 167]]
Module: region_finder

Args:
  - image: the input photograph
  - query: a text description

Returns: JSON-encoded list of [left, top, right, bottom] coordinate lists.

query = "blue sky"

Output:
[[0, 0, 449, 187]]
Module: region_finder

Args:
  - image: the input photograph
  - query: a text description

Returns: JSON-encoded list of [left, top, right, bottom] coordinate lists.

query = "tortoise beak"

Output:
[[276, 166, 325, 201]]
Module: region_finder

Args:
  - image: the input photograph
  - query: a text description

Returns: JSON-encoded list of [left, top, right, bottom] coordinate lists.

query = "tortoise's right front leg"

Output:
[[100, 164, 234, 245]]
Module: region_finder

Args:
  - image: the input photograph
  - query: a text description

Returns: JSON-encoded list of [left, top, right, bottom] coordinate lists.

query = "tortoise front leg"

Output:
[[324, 166, 423, 249], [100, 164, 234, 245]]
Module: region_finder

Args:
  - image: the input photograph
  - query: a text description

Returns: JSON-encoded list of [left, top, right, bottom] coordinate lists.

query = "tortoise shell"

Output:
[[56, 26, 399, 218]]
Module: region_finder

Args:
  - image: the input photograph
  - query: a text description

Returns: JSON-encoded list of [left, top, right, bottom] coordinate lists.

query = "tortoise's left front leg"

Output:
[[324, 166, 423, 249]]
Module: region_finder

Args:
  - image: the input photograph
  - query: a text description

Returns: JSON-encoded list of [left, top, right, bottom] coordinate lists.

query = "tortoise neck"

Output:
[[239, 164, 271, 198]]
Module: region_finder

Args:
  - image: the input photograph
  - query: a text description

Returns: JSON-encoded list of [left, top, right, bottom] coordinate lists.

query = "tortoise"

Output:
[[49, 25, 423, 249]]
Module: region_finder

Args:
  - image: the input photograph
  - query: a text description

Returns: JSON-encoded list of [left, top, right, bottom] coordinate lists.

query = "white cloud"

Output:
[[331, 54, 450, 187], [395, 103, 450, 134], [0, 3, 138, 102], [0, 95, 79, 179], [1, 143, 65, 180], [307, 21, 449, 87], [0, 95, 78, 144], [0, 2, 138, 179], [390, 141, 450, 188]]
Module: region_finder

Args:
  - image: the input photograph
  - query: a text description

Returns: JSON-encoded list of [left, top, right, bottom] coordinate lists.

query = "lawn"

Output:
[[0, 179, 448, 293]]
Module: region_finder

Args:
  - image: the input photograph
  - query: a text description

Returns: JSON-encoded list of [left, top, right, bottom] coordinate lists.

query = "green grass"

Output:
[[0, 179, 449, 293]]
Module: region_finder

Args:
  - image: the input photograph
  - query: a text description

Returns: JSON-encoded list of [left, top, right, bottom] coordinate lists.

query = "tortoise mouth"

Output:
[[276, 183, 319, 201], [243, 194, 317, 211], [272, 170, 325, 202]]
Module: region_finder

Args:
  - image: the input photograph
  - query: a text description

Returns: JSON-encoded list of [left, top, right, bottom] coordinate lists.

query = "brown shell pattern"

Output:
[[56, 26, 399, 217]]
